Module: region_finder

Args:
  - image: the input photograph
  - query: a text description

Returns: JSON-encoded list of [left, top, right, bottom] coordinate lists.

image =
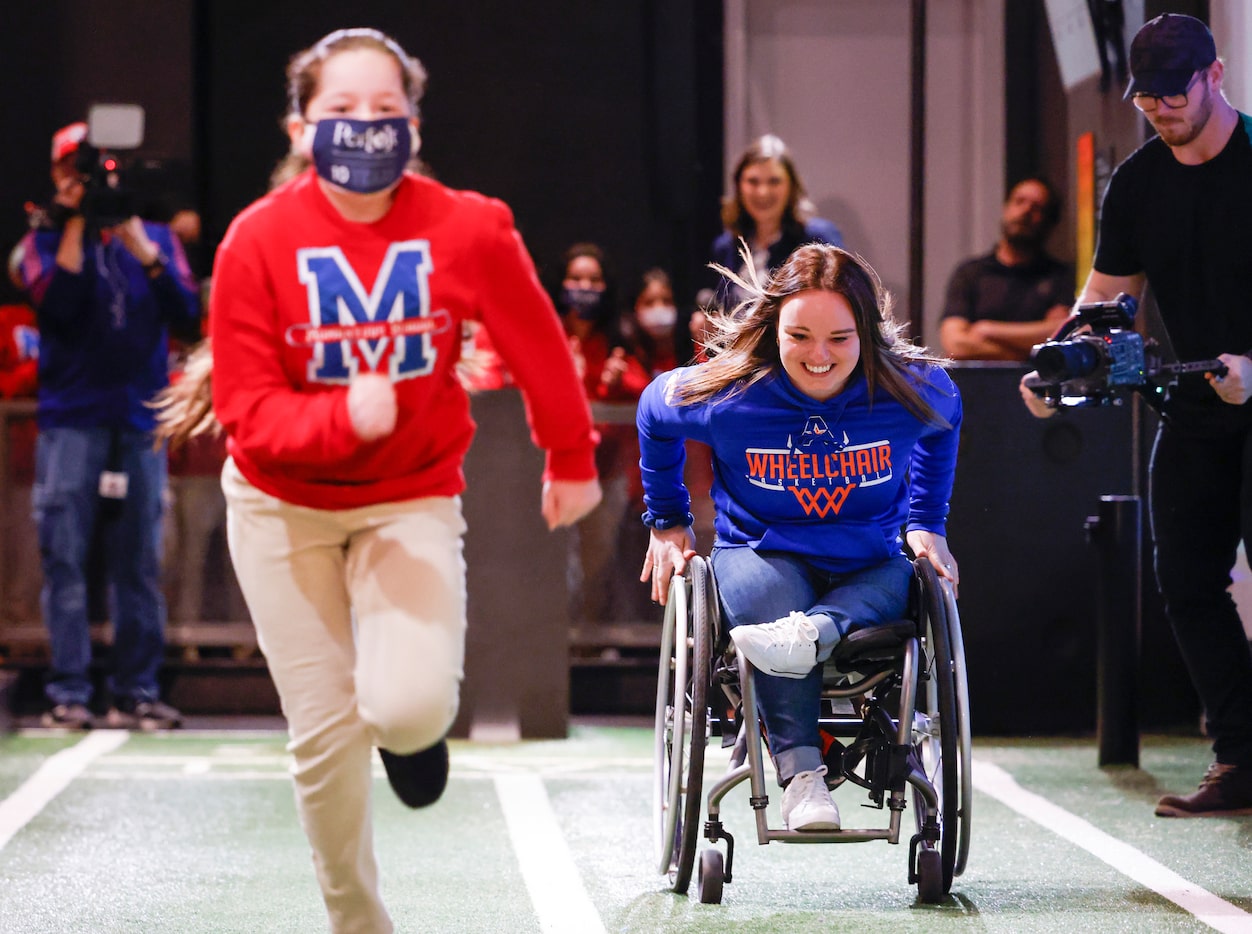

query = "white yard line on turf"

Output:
[[974, 760, 1252, 934], [494, 772, 607, 934], [0, 730, 130, 852]]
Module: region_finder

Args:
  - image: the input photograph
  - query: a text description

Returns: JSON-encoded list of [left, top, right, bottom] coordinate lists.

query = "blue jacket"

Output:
[[708, 216, 845, 302], [710, 216, 844, 270], [637, 363, 961, 574], [16, 222, 200, 431]]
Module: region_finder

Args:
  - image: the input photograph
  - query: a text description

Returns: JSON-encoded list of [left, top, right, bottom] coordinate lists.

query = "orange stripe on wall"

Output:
[[1076, 131, 1096, 292]]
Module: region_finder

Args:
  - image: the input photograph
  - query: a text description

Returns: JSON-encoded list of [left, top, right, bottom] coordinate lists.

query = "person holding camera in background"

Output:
[[1020, 13, 1252, 817], [9, 121, 199, 730]]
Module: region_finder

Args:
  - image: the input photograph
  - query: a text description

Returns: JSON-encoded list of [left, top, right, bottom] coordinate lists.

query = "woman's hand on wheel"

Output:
[[640, 527, 696, 606], [906, 529, 959, 597]]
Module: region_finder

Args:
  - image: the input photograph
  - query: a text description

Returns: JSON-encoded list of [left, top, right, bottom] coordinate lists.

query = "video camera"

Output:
[[1023, 293, 1226, 410], [75, 103, 146, 229]]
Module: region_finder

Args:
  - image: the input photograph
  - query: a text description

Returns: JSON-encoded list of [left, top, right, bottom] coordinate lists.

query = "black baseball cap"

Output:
[[1123, 13, 1216, 100]]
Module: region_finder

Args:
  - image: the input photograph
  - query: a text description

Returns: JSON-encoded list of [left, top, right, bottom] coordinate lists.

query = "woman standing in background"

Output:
[[709, 134, 845, 306]]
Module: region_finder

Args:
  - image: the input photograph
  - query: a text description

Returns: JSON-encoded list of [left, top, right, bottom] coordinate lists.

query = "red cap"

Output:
[[51, 122, 88, 163]]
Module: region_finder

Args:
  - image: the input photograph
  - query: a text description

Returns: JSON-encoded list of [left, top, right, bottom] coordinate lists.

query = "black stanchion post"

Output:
[[1084, 494, 1141, 767]]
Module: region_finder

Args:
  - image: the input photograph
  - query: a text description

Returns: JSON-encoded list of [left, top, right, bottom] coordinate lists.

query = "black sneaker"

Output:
[[1155, 762, 1252, 817], [41, 703, 93, 730], [379, 739, 449, 808], [106, 699, 183, 731]]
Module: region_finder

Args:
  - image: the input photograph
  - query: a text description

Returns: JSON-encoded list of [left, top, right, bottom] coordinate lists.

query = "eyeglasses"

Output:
[[1131, 70, 1206, 112]]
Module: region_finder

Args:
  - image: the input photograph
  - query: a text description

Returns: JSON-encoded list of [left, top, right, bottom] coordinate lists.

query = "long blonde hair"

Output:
[[676, 242, 951, 426], [153, 339, 216, 449]]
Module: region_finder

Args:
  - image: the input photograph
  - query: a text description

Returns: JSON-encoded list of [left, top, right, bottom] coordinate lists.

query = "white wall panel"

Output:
[[724, 0, 1004, 347]]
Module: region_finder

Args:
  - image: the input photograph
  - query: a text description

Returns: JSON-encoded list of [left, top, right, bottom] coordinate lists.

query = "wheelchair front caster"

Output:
[[697, 848, 725, 904], [915, 847, 943, 904]]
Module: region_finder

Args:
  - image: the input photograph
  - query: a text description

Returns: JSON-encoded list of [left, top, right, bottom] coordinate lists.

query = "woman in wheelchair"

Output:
[[637, 243, 961, 833]]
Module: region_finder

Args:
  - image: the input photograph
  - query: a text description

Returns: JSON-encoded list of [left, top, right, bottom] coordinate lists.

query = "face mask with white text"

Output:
[[309, 116, 412, 194]]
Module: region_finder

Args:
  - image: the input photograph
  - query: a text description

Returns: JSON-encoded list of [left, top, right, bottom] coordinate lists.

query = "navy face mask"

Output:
[[310, 116, 412, 194], [561, 286, 606, 321]]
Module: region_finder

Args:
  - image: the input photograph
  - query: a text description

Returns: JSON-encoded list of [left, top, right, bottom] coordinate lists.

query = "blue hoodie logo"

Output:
[[744, 418, 892, 517]]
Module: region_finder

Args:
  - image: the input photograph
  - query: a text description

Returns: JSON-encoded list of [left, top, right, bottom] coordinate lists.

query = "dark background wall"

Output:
[[0, 0, 725, 318], [200, 0, 725, 306]]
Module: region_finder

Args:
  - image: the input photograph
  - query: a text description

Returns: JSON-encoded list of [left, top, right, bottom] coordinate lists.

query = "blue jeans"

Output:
[[712, 546, 913, 783], [33, 426, 168, 707]]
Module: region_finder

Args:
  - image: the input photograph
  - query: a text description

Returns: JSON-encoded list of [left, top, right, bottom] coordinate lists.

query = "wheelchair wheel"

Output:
[[943, 573, 973, 878], [915, 847, 944, 904], [697, 848, 725, 904], [652, 556, 712, 893], [911, 557, 962, 897]]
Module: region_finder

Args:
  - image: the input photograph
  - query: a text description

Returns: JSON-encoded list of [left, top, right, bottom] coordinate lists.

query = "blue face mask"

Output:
[[310, 116, 412, 194]]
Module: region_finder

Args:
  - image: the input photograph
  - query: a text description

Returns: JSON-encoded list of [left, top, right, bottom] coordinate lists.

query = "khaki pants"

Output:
[[222, 459, 466, 934]]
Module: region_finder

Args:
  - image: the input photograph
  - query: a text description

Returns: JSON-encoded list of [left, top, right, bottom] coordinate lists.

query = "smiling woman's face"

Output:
[[738, 157, 791, 230], [777, 289, 860, 401]]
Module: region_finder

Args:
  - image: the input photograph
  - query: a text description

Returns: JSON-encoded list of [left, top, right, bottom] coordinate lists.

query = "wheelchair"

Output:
[[653, 554, 971, 905]]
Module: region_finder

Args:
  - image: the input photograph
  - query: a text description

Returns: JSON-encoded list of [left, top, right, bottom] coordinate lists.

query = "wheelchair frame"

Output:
[[654, 555, 972, 905]]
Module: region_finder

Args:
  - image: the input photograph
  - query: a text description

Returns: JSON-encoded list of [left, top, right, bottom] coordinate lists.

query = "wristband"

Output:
[[641, 511, 695, 531]]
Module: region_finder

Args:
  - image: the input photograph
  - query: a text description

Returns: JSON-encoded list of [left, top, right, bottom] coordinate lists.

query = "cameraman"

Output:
[[10, 121, 199, 730], [1020, 14, 1252, 817]]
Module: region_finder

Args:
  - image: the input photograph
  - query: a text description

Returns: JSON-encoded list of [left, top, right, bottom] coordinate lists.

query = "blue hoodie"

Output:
[[637, 363, 961, 574], [16, 222, 200, 432]]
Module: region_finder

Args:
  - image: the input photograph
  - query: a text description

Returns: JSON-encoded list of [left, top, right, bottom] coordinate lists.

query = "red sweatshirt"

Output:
[[0, 303, 38, 483], [210, 170, 597, 510]]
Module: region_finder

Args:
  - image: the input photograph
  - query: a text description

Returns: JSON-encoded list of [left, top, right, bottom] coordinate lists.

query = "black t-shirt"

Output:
[[1095, 113, 1252, 431], [940, 252, 1074, 324]]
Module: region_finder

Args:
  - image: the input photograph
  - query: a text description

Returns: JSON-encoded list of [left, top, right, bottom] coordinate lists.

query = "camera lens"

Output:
[[1032, 339, 1102, 381]]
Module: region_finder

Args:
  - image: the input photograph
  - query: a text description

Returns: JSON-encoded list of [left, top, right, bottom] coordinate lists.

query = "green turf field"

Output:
[[1, 724, 1249, 933]]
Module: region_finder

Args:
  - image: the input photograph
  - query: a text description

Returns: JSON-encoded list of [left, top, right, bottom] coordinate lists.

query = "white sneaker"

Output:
[[729, 611, 818, 678], [781, 765, 841, 831]]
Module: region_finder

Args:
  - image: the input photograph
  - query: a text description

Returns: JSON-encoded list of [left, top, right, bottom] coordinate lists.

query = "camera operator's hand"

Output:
[[48, 153, 86, 277], [110, 217, 162, 268], [50, 162, 85, 212], [1019, 372, 1058, 419], [1207, 353, 1252, 406], [54, 214, 86, 274]]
